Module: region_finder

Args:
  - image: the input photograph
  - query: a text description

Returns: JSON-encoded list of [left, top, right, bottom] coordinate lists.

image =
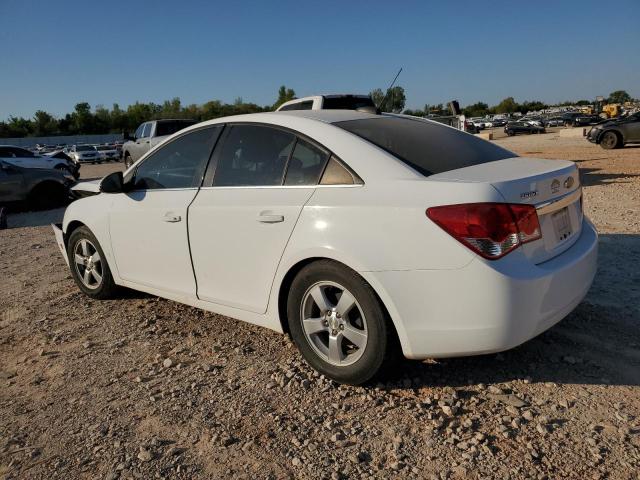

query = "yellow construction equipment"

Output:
[[600, 104, 622, 119]]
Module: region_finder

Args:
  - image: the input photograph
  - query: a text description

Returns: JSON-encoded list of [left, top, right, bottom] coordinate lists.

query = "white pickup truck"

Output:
[[122, 119, 196, 168]]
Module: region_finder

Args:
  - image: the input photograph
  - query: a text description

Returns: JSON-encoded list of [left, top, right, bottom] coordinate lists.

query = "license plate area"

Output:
[[552, 207, 572, 242]]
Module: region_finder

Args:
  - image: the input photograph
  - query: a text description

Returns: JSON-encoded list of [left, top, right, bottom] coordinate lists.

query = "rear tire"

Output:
[[600, 131, 620, 150], [287, 260, 397, 385], [67, 226, 119, 299]]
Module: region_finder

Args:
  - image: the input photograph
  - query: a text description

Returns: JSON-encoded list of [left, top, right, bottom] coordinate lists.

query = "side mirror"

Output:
[[100, 171, 125, 193]]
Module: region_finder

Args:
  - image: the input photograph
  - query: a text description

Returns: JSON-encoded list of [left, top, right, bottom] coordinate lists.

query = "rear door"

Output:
[[108, 125, 221, 295], [188, 124, 329, 313], [0, 163, 25, 202]]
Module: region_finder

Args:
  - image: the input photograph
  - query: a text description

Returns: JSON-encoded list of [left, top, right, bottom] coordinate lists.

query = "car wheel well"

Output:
[[600, 129, 622, 143], [277, 258, 401, 349], [65, 220, 87, 248]]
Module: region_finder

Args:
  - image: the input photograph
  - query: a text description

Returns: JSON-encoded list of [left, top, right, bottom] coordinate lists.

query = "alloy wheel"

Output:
[[73, 239, 103, 289], [300, 281, 368, 366]]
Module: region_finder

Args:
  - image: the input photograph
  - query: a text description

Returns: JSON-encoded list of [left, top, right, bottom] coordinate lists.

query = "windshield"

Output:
[[76, 145, 95, 151], [156, 120, 197, 137], [334, 116, 516, 176]]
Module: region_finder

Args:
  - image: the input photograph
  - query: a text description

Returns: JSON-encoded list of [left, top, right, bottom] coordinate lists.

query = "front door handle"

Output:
[[258, 213, 284, 223], [163, 212, 181, 223]]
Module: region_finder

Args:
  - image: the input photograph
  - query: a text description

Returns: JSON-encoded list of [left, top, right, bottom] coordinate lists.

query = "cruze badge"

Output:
[[520, 190, 538, 199], [564, 176, 574, 189], [551, 179, 560, 194]]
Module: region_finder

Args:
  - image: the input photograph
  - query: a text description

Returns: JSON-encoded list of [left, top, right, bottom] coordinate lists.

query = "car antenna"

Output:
[[378, 67, 403, 112]]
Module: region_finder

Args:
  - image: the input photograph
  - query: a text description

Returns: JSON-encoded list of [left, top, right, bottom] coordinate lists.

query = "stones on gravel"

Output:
[[137, 447, 153, 462], [162, 358, 173, 368]]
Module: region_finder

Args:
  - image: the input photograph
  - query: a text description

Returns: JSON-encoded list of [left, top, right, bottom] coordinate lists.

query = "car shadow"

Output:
[[579, 167, 640, 187], [4, 206, 66, 228], [375, 233, 640, 390]]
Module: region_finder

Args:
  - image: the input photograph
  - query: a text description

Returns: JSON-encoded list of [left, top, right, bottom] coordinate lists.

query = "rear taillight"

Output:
[[426, 203, 542, 260]]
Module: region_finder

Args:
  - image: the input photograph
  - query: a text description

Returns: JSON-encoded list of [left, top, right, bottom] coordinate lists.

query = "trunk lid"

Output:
[[430, 157, 583, 264]]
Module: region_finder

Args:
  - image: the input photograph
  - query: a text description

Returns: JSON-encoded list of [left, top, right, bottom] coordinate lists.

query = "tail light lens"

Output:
[[426, 203, 542, 259]]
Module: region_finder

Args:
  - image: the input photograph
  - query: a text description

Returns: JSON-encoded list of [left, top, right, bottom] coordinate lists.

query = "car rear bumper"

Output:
[[363, 219, 598, 359]]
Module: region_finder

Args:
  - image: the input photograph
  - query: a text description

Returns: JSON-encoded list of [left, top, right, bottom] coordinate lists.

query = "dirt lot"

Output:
[[1, 133, 639, 480]]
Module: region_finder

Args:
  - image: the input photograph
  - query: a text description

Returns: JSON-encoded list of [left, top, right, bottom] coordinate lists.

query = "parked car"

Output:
[[0, 145, 79, 177], [68, 144, 102, 164], [122, 119, 197, 168], [587, 112, 640, 149], [490, 118, 507, 127], [0, 160, 73, 210], [560, 112, 582, 127], [276, 94, 377, 113], [505, 122, 546, 136], [543, 117, 564, 127], [42, 150, 81, 178], [52, 110, 597, 385], [469, 118, 486, 130], [573, 114, 600, 127], [96, 144, 120, 162]]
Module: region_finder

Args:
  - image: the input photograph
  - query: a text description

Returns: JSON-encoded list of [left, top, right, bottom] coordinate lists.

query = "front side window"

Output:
[[141, 123, 152, 138], [284, 138, 329, 185], [212, 125, 295, 186], [134, 124, 144, 139], [334, 116, 515, 176], [133, 126, 221, 190]]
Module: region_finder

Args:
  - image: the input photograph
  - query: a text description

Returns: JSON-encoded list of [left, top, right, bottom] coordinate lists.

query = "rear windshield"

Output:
[[156, 120, 197, 137], [334, 116, 515, 176], [323, 96, 376, 110]]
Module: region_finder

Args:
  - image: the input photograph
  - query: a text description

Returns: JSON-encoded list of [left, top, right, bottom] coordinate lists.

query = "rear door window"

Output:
[[334, 116, 515, 176], [283, 138, 329, 185], [212, 125, 295, 186]]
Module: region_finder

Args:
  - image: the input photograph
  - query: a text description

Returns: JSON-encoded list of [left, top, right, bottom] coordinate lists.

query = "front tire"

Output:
[[67, 226, 118, 299], [600, 131, 620, 150], [287, 260, 395, 385], [124, 154, 133, 169], [506, 129, 515, 136]]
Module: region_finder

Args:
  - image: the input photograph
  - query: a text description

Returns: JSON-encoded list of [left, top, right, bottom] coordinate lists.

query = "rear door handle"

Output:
[[258, 213, 284, 223], [163, 212, 181, 223]]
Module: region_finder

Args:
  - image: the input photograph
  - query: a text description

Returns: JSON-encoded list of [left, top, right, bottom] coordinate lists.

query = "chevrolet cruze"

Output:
[[53, 110, 598, 385]]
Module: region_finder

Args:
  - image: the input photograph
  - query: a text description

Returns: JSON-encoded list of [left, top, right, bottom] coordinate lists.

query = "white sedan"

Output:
[[52, 111, 598, 385]]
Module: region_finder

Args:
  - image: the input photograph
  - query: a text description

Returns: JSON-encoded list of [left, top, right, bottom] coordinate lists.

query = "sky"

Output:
[[1, 0, 639, 120]]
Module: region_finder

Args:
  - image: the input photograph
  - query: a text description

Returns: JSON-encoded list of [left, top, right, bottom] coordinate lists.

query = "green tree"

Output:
[[33, 110, 57, 136], [273, 85, 296, 109], [462, 102, 489, 117], [372, 86, 406, 113], [608, 90, 631, 104], [70, 102, 94, 134], [370, 88, 385, 107], [520, 100, 548, 114], [495, 97, 520, 114]]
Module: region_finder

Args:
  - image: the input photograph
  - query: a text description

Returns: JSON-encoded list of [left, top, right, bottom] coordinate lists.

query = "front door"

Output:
[[108, 125, 221, 296], [189, 124, 329, 313]]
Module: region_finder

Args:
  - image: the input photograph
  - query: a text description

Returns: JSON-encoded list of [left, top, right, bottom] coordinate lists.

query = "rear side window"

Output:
[[156, 120, 197, 136], [279, 101, 313, 111], [323, 96, 375, 110], [134, 126, 221, 190], [284, 139, 329, 185], [213, 125, 295, 186], [320, 156, 362, 185], [334, 117, 515, 176]]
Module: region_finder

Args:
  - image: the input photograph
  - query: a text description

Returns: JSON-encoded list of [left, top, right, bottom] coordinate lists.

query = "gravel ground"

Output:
[[1, 133, 639, 480]]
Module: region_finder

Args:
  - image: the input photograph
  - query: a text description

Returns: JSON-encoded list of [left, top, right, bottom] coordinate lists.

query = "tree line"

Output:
[[0, 86, 633, 139]]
